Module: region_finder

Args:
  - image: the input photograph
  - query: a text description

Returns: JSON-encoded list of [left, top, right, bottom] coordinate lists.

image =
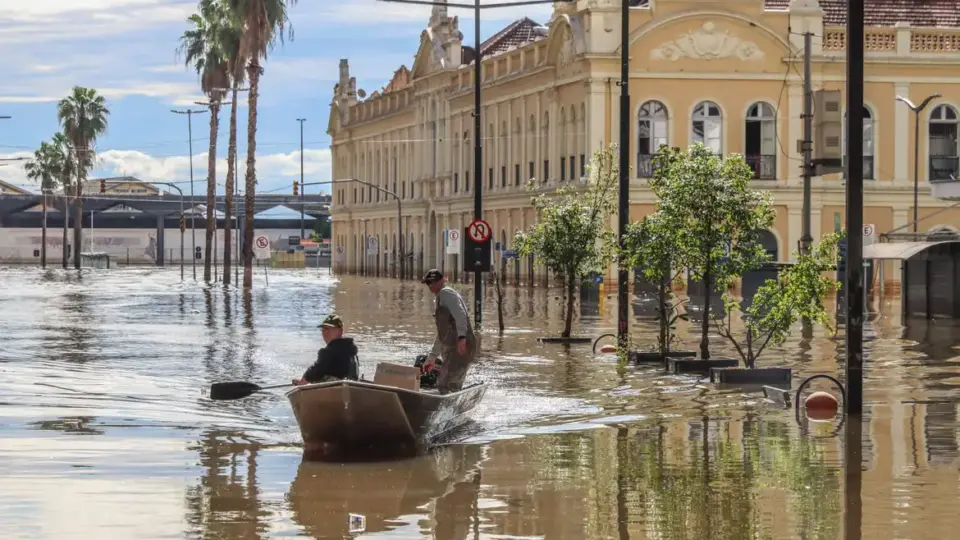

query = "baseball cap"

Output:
[[318, 314, 344, 328], [421, 269, 444, 284]]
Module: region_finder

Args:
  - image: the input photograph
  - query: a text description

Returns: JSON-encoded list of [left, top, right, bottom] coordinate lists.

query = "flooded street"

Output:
[[1, 267, 960, 539]]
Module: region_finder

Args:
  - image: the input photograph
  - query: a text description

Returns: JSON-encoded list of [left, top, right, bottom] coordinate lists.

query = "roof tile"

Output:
[[765, 0, 960, 28]]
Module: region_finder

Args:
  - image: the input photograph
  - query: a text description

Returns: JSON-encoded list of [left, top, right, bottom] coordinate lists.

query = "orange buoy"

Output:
[[599, 344, 617, 354], [804, 391, 839, 421]]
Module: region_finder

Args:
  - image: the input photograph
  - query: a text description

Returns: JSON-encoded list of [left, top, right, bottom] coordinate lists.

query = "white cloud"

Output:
[[317, 0, 552, 25], [2, 148, 332, 195]]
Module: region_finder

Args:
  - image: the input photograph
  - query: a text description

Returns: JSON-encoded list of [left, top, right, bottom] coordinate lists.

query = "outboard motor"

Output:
[[414, 354, 443, 387]]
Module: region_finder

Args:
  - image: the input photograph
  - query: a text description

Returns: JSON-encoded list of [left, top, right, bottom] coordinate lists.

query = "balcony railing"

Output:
[[636, 153, 654, 178], [929, 156, 960, 182], [745, 154, 777, 180]]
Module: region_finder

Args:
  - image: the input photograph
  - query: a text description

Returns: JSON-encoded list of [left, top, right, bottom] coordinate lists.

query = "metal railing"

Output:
[[929, 155, 960, 182], [745, 154, 777, 180]]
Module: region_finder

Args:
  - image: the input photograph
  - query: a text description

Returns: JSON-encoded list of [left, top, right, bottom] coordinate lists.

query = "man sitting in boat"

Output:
[[421, 269, 477, 394], [292, 314, 360, 385]]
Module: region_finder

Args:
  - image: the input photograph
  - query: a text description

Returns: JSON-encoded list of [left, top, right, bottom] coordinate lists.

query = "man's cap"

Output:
[[421, 269, 444, 284], [318, 314, 343, 328]]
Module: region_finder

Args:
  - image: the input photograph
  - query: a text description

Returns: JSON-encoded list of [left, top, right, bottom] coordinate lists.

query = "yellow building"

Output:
[[327, 0, 960, 285]]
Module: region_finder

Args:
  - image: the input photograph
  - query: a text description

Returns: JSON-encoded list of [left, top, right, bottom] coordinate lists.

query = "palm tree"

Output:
[[179, 0, 232, 282], [218, 1, 244, 287], [24, 140, 61, 268], [52, 133, 75, 269], [227, 0, 297, 288], [57, 87, 109, 270]]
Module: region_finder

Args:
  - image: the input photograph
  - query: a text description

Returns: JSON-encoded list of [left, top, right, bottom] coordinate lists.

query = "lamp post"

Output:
[[896, 93, 940, 233], [170, 107, 208, 280], [300, 178, 403, 279], [375, 0, 576, 328], [297, 118, 307, 240]]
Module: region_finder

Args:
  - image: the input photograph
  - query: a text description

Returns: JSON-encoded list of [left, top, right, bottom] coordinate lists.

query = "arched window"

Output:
[[541, 111, 550, 182], [568, 107, 577, 181], [745, 102, 777, 180], [528, 114, 537, 182], [580, 103, 586, 178], [514, 117, 523, 186], [463, 130, 471, 193], [929, 104, 959, 181], [453, 133, 460, 194], [638, 100, 668, 177], [500, 120, 507, 188], [692, 101, 722, 153], [488, 122, 495, 190]]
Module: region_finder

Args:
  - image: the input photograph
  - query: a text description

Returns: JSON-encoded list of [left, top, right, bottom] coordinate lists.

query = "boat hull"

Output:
[[286, 380, 486, 460]]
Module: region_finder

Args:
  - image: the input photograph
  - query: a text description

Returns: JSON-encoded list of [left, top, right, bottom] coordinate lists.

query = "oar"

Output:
[[209, 381, 294, 401]]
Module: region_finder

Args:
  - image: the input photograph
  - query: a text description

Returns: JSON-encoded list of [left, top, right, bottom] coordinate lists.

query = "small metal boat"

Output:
[[285, 379, 486, 460]]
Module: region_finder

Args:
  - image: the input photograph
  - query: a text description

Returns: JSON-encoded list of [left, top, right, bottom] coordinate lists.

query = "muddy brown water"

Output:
[[1, 267, 959, 539]]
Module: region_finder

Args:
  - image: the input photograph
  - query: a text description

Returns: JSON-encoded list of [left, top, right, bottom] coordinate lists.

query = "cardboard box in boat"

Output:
[[373, 362, 421, 391]]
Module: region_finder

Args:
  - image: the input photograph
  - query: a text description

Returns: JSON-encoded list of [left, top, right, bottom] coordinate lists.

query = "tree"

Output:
[[57, 87, 109, 269], [621, 212, 689, 356], [650, 144, 775, 359], [51, 133, 75, 269], [716, 234, 842, 368], [227, 0, 297, 288], [180, 0, 232, 282], [24, 139, 65, 269], [514, 144, 618, 338], [219, 1, 244, 287]]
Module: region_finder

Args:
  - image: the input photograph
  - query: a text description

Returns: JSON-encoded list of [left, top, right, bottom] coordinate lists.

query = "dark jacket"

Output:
[[302, 337, 360, 383]]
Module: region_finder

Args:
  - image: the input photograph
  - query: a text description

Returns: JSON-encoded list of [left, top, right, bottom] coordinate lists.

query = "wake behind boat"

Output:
[[286, 375, 486, 461]]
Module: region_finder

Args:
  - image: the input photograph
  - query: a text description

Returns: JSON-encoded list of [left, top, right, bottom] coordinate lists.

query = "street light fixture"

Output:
[[895, 93, 940, 233], [170, 107, 209, 280]]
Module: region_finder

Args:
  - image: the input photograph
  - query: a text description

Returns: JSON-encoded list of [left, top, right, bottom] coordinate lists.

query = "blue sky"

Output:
[[0, 0, 552, 196]]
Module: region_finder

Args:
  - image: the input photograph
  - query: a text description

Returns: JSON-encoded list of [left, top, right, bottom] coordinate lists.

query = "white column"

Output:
[[787, 82, 803, 185], [895, 82, 910, 184], [811, 207, 822, 243]]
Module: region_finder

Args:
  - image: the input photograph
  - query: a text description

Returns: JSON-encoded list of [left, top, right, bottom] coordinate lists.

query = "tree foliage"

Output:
[[621, 212, 689, 354], [514, 144, 619, 337], [716, 234, 842, 368], [650, 144, 776, 358]]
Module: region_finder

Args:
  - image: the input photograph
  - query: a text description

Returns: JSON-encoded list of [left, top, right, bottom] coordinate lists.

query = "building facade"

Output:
[[327, 0, 960, 285]]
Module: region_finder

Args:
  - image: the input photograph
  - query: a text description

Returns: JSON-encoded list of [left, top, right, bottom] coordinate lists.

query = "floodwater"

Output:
[[1, 267, 959, 540]]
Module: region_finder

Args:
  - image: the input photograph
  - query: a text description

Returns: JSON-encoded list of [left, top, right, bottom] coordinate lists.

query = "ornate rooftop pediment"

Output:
[[650, 21, 765, 61]]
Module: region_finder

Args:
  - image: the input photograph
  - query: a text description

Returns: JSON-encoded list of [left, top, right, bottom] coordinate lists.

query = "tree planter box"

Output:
[[666, 357, 738, 374], [630, 350, 696, 364], [538, 337, 593, 344], [710, 367, 793, 385]]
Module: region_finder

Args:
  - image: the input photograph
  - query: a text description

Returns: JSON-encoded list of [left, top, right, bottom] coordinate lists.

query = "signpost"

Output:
[[446, 229, 461, 255], [335, 245, 345, 264], [366, 236, 379, 256], [253, 233, 271, 285]]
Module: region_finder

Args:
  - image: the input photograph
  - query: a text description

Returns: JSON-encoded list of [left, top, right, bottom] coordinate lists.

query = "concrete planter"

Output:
[[630, 350, 696, 364], [666, 357, 738, 374], [538, 336, 593, 344], [710, 367, 793, 386]]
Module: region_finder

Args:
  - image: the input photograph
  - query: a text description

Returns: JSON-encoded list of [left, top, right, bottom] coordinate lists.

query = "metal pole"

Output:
[[616, 0, 631, 347], [188, 111, 196, 280], [845, 0, 865, 417], [913, 109, 920, 232], [298, 118, 306, 239], [397, 199, 404, 280], [473, 0, 483, 329], [801, 32, 813, 254]]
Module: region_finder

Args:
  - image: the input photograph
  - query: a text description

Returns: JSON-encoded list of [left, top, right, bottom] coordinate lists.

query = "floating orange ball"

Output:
[[804, 391, 839, 421], [599, 344, 617, 354]]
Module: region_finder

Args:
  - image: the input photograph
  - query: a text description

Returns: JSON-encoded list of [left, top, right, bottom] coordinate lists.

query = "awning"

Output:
[[864, 241, 954, 260]]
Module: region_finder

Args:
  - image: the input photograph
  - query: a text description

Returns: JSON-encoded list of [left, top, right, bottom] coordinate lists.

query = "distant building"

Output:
[[0, 178, 30, 195], [56, 176, 163, 197]]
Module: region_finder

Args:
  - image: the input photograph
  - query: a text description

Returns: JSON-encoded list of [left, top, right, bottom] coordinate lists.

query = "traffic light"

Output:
[[100, 180, 106, 193], [179, 214, 186, 233], [293, 181, 299, 196]]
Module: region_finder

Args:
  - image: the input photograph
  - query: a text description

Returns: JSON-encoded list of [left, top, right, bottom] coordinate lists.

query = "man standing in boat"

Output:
[[421, 269, 477, 394], [292, 314, 360, 385]]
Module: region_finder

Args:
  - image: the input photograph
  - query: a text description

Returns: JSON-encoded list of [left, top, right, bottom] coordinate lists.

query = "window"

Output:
[[844, 106, 876, 180], [561, 157, 567, 181], [569, 155, 575, 180], [580, 154, 586, 178], [501, 165, 506, 187], [692, 101, 722, 153], [529, 161, 534, 182], [465, 170, 470, 192], [488, 167, 493, 189], [638, 100, 668, 177], [744, 102, 777, 180], [515, 164, 520, 186], [928, 104, 959, 182], [401, 182, 406, 199], [454, 173, 459, 194]]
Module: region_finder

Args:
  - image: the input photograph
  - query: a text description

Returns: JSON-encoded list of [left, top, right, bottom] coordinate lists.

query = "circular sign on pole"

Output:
[[336, 245, 344, 254], [449, 230, 460, 243], [467, 219, 492, 243], [862, 224, 875, 237], [255, 236, 269, 250]]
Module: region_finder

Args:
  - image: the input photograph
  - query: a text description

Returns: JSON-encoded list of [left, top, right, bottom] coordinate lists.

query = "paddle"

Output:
[[209, 381, 294, 401]]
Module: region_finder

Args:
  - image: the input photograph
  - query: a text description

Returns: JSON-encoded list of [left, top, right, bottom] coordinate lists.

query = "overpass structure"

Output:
[[0, 192, 331, 223]]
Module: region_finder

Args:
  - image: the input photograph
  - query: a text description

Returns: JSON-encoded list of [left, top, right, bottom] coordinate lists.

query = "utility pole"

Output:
[[171, 107, 208, 280], [845, 0, 865, 418], [800, 32, 814, 255], [297, 118, 306, 240], [616, 0, 631, 348], [895, 93, 940, 233]]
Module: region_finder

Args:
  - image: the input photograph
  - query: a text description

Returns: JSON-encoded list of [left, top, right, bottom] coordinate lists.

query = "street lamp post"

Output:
[[171, 107, 209, 280], [616, 0, 632, 348], [376, 0, 575, 328], [896, 93, 940, 233], [300, 178, 403, 279], [297, 118, 307, 240]]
